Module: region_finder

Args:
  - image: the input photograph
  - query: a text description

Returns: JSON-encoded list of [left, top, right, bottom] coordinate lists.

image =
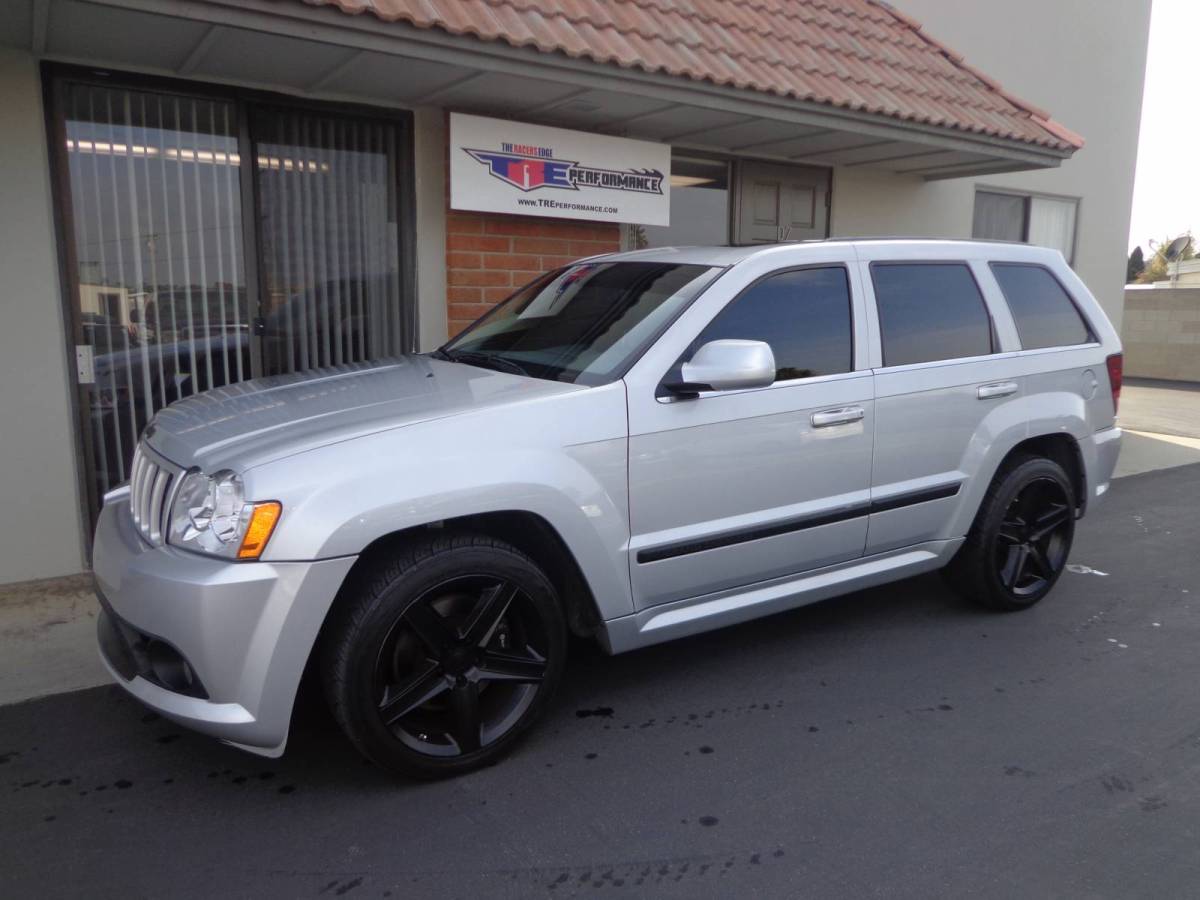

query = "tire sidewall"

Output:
[[981, 458, 1076, 609], [338, 544, 566, 777]]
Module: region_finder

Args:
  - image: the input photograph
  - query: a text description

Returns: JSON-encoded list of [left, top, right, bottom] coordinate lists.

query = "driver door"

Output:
[[623, 251, 875, 609]]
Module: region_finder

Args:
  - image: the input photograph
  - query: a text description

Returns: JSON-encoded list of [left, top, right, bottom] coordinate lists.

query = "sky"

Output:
[[1127, 0, 1200, 253]]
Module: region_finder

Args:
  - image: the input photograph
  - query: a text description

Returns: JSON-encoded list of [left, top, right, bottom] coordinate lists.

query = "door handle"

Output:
[[811, 406, 865, 428], [977, 381, 1018, 400]]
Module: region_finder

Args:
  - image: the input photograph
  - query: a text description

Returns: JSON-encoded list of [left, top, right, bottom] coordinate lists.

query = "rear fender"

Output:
[[946, 390, 1089, 539]]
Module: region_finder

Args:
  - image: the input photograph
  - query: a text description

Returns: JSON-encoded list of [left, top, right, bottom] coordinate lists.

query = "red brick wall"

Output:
[[445, 212, 621, 337]]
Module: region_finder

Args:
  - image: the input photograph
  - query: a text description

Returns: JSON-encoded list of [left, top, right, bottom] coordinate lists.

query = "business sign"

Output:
[[449, 113, 671, 226]]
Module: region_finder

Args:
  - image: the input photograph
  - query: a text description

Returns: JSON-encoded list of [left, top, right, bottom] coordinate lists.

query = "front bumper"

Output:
[[92, 491, 355, 756]]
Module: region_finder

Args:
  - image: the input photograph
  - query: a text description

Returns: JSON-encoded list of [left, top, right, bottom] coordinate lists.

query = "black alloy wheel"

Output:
[[374, 575, 549, 757], [994, 477, 1073, 597], [944, 454, 1076, 611], [323, 534, 566, 778]]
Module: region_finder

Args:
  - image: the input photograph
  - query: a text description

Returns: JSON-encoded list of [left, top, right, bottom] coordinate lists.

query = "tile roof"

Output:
[[295, 0, 1083, 152]]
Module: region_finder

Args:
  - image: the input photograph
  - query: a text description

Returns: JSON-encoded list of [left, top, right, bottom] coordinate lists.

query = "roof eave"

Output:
[[64, 0, 1080, 176]]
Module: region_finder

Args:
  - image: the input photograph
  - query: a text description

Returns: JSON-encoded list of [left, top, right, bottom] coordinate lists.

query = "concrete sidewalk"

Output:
[[1114, 378, 1200, 477], [0, 575, 106, 706], [1119, 377, 1200, 438]]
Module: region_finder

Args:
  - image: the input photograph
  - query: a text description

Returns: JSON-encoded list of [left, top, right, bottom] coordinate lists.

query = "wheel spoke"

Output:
[[476, 649, 547, 684], [997, 520, 1025, 545], [1000, 544, 1030, 590], [1027, 543, 1054, 580], [449, 682, 482, 753], [462, 581, 519, 647], [1028, 504, 1070, 542], [1017, 482, 1044, 523], [403, 602, 454, 655], [379, 663, 448, 726]]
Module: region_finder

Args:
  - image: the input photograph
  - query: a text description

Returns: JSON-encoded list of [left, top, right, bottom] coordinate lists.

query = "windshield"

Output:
[[439, 261, 721, 385]]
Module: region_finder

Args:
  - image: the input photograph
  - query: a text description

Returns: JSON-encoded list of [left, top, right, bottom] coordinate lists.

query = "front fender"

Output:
[[243, 384, 634, 621]]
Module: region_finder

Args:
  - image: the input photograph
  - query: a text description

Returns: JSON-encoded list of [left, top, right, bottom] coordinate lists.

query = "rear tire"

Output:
[[943, 455, 1076, 611], [322, 533, 566, 779]]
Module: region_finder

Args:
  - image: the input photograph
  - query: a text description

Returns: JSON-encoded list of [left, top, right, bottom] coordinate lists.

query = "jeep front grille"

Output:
[[129, 445, 180, 546]]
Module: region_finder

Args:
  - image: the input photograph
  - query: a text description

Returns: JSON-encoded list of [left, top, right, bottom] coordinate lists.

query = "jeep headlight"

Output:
[[168, 470, 281, 560]]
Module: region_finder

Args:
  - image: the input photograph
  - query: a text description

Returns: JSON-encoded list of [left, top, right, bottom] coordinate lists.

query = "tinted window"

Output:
[[990, 263, 1092, 349], [442, 262, 720, 385], [871, 263, 993, 366], [694, 267, 852, 381]]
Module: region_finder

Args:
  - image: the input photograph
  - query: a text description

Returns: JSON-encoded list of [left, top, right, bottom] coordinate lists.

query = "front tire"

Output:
[[322, 533, 566, 778], [944, 455, 1076, 611]]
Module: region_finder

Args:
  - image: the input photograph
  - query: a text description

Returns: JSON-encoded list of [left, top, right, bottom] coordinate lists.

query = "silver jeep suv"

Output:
[[93, 239, 1123, 777]]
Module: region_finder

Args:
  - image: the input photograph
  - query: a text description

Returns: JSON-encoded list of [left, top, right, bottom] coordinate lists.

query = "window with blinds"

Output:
[[53, 75, 413, 518], [972, 189, 1079, 263]]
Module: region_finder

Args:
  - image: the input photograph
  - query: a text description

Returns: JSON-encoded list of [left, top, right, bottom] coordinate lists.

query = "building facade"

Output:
[[0, 0, 1150, 584]]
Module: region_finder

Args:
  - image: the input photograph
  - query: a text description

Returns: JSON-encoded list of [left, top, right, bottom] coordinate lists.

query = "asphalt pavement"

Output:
[[3, 461, 1200, 898]]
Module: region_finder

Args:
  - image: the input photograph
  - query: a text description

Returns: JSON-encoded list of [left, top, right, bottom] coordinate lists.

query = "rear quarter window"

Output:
[[870, 262, 993, 367], [989, 263, 1093, 350]]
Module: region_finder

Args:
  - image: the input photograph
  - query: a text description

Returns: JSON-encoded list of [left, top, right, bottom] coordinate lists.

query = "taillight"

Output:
[[1105, 353, 1123, 415]]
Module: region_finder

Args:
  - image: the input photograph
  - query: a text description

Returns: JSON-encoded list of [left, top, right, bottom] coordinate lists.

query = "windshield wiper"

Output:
[[438, 349, 532, 378]]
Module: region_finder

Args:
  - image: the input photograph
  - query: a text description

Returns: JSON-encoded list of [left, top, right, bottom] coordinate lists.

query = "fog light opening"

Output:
[[147, 640, 200, 696]]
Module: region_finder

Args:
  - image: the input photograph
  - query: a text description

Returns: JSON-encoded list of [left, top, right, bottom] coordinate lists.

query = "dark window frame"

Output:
[[658, 262, 858, 396], [988, 261, 1098, 350], [42, 62, 417, 535], [869, 260, 998, 369]]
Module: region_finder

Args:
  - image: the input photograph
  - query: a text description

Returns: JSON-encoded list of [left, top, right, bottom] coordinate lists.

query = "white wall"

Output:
[[833, 0, 1151, 330], [0, 48, 87, 583], [831, 167, 971, 239]]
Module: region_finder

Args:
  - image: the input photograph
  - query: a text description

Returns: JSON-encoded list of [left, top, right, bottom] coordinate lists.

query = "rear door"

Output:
[[858, 247, 1023, 554]]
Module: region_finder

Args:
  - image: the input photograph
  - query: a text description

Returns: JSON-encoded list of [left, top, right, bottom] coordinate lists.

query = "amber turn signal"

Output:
[[237, 502, 282, 560]]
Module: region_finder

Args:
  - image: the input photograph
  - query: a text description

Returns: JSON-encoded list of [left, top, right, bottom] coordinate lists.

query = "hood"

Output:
[[143, 355, 583, 472]]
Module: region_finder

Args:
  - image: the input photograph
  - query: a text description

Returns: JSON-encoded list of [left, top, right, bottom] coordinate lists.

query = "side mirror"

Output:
[[665, 339, 776, 397]]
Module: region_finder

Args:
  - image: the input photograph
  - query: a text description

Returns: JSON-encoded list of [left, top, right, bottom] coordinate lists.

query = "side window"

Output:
[[694, 267, 853, 381], [990, 263, 1093, 350], [870, 263, 993, 367]]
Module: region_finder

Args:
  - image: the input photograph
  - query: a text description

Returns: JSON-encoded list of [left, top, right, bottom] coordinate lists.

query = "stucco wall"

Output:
[[831, 167, 971, 239], [832, 0, 1152, 333], [0, 49, 87, 583], [1122, 287, 1200, 382]]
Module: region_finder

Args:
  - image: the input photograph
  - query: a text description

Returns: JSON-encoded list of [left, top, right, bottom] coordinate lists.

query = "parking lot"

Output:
[[3, 406, 1200, 897]]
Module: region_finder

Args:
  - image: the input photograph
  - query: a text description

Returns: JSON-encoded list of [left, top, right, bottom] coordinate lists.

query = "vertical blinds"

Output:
[[254, 110, 404, 376], [60, 80, 409, 513], [65, 84, 247, 492]]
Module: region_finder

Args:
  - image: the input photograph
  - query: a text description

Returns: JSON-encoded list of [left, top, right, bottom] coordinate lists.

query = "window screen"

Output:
[[695, 267, 852, 381], [871, 263, 993, 367], [990, 263, 1092, 350]]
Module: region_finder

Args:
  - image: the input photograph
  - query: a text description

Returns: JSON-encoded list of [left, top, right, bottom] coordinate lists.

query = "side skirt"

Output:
[[599, 538, 964, 654]]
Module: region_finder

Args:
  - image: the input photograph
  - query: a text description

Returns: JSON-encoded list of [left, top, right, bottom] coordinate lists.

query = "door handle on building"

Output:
[[811, 406, 865, 428], [977, 381, 1018, 400]]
